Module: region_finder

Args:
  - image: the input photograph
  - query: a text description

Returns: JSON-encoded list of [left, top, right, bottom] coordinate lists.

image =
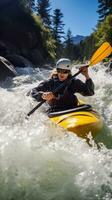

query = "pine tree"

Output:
[[36, 0, 51, 27], [95, 15, 112, 46], [64, 29, 74, 59], [97, 0, 112, 21], [52, 8, 65, 43]]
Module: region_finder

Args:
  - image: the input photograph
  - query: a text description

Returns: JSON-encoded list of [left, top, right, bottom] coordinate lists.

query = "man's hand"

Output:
[[42, 92, 56, 102], [80, 65, 90, 79]]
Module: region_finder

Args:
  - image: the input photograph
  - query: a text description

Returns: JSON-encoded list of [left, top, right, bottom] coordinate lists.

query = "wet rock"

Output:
[[0, 56, 18, 80], [6, 54, 33, 68]]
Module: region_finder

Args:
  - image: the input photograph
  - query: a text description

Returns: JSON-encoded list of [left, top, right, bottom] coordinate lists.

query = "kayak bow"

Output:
[[48, 104, 103, 138]]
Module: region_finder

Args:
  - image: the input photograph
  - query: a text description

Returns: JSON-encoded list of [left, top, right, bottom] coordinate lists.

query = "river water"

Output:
[[0, 64, 112, 200]]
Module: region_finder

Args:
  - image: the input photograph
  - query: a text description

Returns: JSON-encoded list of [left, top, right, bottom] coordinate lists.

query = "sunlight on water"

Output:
[[0, 64, 112, 200]]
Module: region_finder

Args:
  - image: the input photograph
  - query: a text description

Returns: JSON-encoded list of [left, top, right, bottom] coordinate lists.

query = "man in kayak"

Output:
[[30, 58, 94, 112]]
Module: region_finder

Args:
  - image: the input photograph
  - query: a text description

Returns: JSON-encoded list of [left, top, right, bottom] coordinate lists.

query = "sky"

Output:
[[51, 0, 98, 37]]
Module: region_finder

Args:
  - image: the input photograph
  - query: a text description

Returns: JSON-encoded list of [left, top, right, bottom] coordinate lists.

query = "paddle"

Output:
[[27, 42, 112, 117], [90, 42, 112, 65]]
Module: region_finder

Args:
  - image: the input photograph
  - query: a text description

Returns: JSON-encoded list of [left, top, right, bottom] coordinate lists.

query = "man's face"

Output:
[[57, 69, 70, 81]]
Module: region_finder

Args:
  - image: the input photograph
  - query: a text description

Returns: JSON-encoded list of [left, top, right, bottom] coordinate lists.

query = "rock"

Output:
[[6, 54, 33, 68], [0, 56, 18, 80]]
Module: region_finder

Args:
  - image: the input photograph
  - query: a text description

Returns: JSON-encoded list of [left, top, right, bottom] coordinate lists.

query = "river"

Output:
[[0, 64, 112, 200]]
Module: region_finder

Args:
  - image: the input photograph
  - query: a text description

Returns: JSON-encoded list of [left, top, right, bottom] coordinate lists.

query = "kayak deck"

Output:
[[49, 106, 103, 138]]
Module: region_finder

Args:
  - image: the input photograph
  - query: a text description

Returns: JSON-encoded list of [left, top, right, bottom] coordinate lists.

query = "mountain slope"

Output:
[[72, 35, 86, 44]]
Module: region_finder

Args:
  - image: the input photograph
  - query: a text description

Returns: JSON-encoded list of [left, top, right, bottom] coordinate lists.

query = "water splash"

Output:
[[0, 64, 112, 199]]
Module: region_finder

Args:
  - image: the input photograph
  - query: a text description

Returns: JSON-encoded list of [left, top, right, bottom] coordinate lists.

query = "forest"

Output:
[[0, 0, 112, 66]]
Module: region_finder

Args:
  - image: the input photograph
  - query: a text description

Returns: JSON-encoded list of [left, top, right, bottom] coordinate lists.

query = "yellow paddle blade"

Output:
[[90, 42, 112, 66]]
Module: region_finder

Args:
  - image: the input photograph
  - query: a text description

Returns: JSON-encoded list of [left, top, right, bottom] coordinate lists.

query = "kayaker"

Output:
[[30, 58, 94, 112]]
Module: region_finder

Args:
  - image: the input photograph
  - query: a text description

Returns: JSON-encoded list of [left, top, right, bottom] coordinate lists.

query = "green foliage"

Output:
[[67, 34, 97, 63], [52, 9, 65, 43], [95, 15, 112, 46], [2, 0, 112, 65], [52, 8, 65, 58], [79, 34, 96, 60], [0, 0, 56, 64], [36, 0, 51, 28], [63, 29, 74, 60], [41, 26, 56, 60], [75, 2, 112, 63], [32, 13, 43, 28], [97, 0, 112, 22]]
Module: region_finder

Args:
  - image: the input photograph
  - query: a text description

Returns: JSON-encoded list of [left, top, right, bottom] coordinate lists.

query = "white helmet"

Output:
[[56, 58, 72, 71]]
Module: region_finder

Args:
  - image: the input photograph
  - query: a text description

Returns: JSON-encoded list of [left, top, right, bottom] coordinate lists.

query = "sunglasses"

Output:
[[57, 68, 70, 74]]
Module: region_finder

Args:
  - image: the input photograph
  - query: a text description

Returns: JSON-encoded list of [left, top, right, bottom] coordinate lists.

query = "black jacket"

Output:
[[30, 77, 94, 111]]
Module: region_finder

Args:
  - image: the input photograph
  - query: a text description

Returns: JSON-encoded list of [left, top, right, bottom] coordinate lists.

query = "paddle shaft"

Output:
[[27, 100, 45, 117]]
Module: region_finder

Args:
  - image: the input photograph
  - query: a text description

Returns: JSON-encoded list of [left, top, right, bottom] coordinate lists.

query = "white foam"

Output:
[[0, 64, 112, 199]]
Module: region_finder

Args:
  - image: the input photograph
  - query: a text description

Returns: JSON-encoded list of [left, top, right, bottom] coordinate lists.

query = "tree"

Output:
[[36, 0, 51, 27], [79, 34, 96, 61], [0, 0, 56, 64], [64, 29, 74, 59], [52, 8, 65, 43], [52, 9, 65, 58], [95, 15, 112, 46], [97, 0, 112, 21]]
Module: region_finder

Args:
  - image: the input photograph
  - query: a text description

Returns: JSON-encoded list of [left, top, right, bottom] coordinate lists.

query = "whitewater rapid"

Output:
[[0, 64, 112, 200]]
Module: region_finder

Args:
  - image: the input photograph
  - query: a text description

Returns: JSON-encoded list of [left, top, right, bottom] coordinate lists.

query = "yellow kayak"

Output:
[[48, 104, 103, 139]]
